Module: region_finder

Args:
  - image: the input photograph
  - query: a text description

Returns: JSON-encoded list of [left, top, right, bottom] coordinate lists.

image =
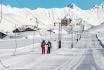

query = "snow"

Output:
[[0, 32, 104, 70], [93, 49, 104, 70], [1, 3, 104, 33], [0, 3, 104, 70]]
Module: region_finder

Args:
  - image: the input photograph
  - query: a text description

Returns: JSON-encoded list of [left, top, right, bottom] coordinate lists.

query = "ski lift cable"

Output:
[[0, 4, 21, 55], [0, 8, 10, 58], [35, 18, 44, 41], [0, 0, 10, 56], [11, 0, 37, 54], [47, 10, 56, 34], [15, 0, 57, 38], [15, 0, 46, 51], [48, 10, 55, 25], [48, 10, 53, 24], [51, 9, 54, 20], [36, 18, 53, 42], [3, 0, 23, 56], [14, 0, 35, 50], [0, 0, 21, 29], [15, 0, 55, 41], [6, 15, 23, 26], [0, 14, 21, 26], [25, 10, 50, 27], [48, 11, 54, 40]]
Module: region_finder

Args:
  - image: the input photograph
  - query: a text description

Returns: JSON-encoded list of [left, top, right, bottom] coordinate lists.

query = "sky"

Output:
[[0, 0, 104, 10]]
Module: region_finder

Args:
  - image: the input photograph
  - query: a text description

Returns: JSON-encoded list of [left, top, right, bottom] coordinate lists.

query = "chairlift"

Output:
[[47, 28, 55, 40]]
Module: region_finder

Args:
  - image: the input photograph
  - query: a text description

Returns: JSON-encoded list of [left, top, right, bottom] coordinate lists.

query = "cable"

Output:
[[0, 0, 17, 54], [35, 18, 43, 40], [15, 0, 56, 41], [0, 14, 21, 26]]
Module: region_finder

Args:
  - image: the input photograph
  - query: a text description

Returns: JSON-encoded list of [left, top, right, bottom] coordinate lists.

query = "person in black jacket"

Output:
[[46, 41, 52, 54], [41, 40, 46, 54]]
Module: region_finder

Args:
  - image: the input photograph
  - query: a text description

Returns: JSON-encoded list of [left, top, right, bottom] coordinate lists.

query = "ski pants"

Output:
[[47, 47, 51, 54], [42, 47, 45, 54]]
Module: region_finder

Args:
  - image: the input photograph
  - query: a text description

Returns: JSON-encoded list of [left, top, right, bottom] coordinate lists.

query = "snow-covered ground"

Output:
[[0, 32, 104, 70], [0, 3, 104, 70]]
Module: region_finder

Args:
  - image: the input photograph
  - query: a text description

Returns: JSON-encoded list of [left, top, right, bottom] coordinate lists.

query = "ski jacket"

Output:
[[47, 42, 52, 48], [41, 41, 46, 48]]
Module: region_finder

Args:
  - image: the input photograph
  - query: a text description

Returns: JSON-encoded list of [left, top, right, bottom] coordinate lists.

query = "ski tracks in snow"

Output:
[[54, 49, 86, 70]]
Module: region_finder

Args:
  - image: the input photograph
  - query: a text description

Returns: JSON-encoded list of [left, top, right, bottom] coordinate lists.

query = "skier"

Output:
[[46, 41, 52, 54], [41, 40, 46, 54]]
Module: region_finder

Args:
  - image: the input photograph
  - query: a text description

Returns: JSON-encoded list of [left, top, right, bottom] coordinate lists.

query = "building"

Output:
[[0, 32, 7, 39]]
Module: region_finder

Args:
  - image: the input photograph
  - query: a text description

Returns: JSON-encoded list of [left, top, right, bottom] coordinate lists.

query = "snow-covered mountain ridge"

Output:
[[0, 3, 104, 32]]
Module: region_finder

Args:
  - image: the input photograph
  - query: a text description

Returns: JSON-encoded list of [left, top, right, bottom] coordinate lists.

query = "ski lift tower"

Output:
[[57, 17, 71, 48], [58, 22, 62, 48], [54, 18, 62, 48], [61, 17, 72, 48]]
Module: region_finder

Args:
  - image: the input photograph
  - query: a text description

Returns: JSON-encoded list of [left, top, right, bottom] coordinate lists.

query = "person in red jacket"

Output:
[[41, 40, 46, 54]]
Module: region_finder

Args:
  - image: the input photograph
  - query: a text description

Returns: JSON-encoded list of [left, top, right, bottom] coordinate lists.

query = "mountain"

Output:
[[86, 22, 104, 34], [0, 3, 104, 33]]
